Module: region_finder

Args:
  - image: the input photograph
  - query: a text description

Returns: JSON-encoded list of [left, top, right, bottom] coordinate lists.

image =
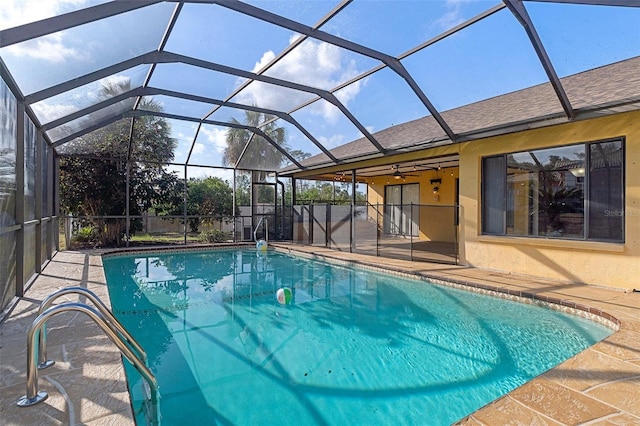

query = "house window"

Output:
[[482, 139, 624, 242]]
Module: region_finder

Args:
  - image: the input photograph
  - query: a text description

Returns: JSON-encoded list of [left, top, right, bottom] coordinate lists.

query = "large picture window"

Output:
[[482, 139, 624, 242]]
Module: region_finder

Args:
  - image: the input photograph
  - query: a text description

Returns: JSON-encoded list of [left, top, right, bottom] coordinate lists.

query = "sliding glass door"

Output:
[[384, 183, 419, 236]]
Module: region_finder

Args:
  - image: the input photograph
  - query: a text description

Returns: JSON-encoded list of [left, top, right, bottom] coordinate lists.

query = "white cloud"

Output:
[[433, 0, 472, 31], [235, 35, 365, 123], [176, 129, 196, 146], [191, 142, 205, 155], [1, 0, 88, 29], [1, 0, 90, 62], [31, 101, 78, 124], [7, 35, 86, 63], [171, 125, 199, 162], [199, 126, 227, 154]]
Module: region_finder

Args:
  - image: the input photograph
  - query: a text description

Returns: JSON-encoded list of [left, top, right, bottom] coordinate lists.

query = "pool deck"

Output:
[[1, 246, 639, 425]]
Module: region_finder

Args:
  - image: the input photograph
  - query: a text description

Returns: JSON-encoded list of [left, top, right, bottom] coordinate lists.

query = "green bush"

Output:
[[74, 226, 96, 243], [199, 229, 230, 243]]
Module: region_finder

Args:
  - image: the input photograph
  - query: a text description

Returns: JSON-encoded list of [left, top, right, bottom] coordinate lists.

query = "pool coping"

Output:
[[1, 245, 639, 425], [286, 248, 621, 332]]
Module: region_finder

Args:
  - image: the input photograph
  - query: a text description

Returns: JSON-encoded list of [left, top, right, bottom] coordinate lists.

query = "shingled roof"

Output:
[[286, 55, 640, 172]]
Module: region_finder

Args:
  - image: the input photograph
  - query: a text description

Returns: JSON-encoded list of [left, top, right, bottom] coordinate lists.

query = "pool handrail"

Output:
[[17, 302, 160, 424], [253, 216, 268, 242], [35, 286, 147, 369]]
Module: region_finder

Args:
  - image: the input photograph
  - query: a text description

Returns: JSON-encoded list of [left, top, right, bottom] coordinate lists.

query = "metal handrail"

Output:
[[17, 302, 159, 425], [35, 287, 146, 369], [253, 216, 268, 242]]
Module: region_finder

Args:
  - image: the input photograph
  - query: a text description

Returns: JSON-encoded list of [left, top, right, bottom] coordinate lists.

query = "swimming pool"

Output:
[[103, 248, 613, 425]]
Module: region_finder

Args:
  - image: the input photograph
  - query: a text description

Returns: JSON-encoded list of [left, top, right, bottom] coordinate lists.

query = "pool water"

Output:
[[103, 249, 613, 425]]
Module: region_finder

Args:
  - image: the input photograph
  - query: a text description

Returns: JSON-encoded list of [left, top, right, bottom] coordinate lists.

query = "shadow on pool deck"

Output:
[[1, 247, 639, 425]]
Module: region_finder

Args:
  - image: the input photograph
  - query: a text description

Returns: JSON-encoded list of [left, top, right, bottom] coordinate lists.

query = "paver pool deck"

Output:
[[1, 246, 639, 425]]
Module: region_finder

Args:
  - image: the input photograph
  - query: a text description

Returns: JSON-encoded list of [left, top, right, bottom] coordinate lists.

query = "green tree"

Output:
[[234, 173, 251, 206], [296, 182, 346, 203], [184, 176, 234, 232], [59, 80, 180, 246], [289, 149, 312, 162], [223, 110, 286, 178], [295, 181, 366, 204]]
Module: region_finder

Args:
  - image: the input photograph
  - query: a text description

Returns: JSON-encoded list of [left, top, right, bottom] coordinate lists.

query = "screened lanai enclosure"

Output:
[[1, 0, 639, 314]]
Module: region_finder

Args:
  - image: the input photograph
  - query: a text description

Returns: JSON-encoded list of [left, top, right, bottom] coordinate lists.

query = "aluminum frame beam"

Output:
[[140, 89, 339, 163], [0, 1, 162, 48], [52, 114, 129, 147], [28, 50, 383, 155], [39, 84, 340, 164], [156, 52, 385, 153], [203, 0, 457, 142], [40, 90, 137, 130], [525, 0, 640, 6], [129, 110, 305, 170], [503, 0, 575, 120], [198, 0, 352, 122]]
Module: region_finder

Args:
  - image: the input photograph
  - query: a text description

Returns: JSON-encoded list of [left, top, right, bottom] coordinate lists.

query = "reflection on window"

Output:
[[482, 139, 623, 242], [1, 79, 18, 228], [588, 141, 624, 240]]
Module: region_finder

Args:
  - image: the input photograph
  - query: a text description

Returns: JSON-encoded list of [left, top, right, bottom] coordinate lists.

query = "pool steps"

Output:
[[16, 288, 160, 424], [35, 287, 147, 368]]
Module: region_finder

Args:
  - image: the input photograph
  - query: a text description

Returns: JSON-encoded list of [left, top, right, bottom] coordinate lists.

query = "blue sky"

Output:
[[1, 0, 639, 179]]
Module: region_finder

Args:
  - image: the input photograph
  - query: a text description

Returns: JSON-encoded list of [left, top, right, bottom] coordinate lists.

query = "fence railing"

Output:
[[61, 209, 294, 248], [61, 203, 458, 264], [292, 203, 459, 264]]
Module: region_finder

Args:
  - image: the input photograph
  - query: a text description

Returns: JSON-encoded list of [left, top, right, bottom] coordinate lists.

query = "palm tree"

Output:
[[99, 78, 132, 98], [223, 110, 286, 174]]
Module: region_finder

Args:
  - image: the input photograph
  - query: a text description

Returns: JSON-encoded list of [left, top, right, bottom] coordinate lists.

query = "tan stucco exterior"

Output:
[[456, 110, 640, 290], [340, 110, 640, 290]]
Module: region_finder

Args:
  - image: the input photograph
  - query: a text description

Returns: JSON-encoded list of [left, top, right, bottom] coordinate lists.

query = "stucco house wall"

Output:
[[457, 110, 640, 290]]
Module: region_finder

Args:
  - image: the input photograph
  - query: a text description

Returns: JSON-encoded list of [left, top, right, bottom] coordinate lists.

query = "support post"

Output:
[[16, 102, 25, 296]]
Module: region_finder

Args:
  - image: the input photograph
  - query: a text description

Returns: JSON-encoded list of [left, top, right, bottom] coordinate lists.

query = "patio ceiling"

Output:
[[1, 0, 639, 175]]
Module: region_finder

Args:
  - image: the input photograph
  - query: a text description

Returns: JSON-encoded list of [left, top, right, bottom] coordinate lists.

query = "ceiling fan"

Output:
[[391, 164, 420, 180]]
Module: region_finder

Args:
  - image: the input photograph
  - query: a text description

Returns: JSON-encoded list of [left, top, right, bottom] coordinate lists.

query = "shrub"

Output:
[[74, 226, 96, 243], [199, 229, 229, 243]]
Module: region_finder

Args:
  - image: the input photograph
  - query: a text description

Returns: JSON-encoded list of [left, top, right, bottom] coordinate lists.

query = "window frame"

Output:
[[481, 137, 625, 243]]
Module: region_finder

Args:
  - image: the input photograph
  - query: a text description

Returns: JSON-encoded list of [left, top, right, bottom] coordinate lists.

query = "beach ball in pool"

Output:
[[276, 287, 292, 305], [256, 239, 268, 252]]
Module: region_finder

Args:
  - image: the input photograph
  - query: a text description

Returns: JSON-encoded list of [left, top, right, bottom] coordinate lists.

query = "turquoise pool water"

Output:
[[103, 249, 613, 425]]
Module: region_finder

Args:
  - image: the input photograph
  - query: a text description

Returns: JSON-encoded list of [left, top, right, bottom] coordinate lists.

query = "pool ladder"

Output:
[[16, 287, 159, 424]]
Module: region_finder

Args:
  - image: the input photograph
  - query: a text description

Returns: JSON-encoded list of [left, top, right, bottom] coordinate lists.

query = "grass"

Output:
[[60, 230, 204, 250], [129, 233, 201, 244]]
